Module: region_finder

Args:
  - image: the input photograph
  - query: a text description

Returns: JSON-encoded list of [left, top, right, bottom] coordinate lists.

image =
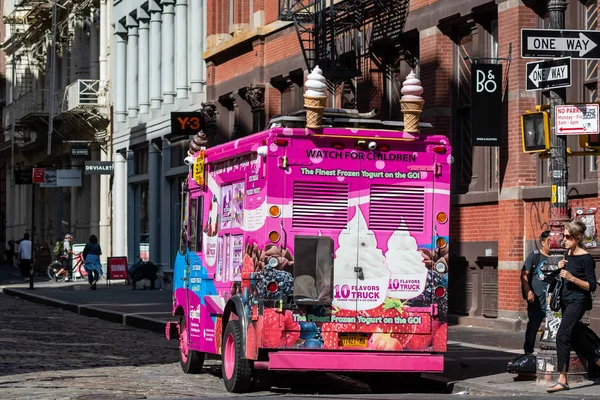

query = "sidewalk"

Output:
[[0, 273, 172, 333], [1, 271, 599, 398]]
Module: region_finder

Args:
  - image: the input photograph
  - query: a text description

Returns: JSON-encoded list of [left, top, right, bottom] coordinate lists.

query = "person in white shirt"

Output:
[[17, 233, 32, 280]]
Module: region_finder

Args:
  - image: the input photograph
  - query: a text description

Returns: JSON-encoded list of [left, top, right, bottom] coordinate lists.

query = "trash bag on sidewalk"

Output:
[[506, 354, 536, 375], [571, 321, 600, 376]]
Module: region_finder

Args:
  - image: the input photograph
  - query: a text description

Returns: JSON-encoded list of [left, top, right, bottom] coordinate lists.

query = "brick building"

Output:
[[204, 0, 600, 331]]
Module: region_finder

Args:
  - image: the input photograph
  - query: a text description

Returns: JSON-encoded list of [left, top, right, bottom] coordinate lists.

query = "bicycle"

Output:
[[47, 254, 86, 282]]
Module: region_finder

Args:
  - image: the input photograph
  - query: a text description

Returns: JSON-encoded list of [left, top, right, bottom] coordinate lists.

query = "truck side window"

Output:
[[188, 197, 203, 252], [195, 198, 203, 250], [189, 198, 197, 252]]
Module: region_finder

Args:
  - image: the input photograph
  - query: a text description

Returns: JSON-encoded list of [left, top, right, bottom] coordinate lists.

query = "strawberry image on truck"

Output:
[[166, 107, 451, 393]]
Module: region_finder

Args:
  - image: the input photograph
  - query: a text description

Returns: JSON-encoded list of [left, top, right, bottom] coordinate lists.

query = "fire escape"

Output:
[[279, 0, 412, 108], [2, 0, 109, 158]]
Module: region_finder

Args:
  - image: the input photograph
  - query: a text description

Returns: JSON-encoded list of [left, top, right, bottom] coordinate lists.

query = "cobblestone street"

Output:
[[0, 293, 380, 399], [0, 293, 238, 399]]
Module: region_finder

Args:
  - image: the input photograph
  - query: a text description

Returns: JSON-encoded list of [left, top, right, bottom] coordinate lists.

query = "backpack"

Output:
[[53, 240, 64, 257], [521, 250, 540, 300]]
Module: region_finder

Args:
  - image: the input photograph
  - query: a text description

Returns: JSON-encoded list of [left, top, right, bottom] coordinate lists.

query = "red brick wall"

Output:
[[266, 86, 280, 122], [419, 30, 453, 136], [499, 270, 525, 312], [207, 0, 216, 35], [525, 197, 600, 241], [450, 204, 499, 243], [409, 0, 440, 12], [265, 0, 279, 25], [264, 31, 302, 65], [215, 52, 257, 84], [498, 4, 538, 187]]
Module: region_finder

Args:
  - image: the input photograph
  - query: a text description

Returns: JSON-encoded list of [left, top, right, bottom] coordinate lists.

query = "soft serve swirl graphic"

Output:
[[385, 229, 426, 275], [335, 207, 388, 280]]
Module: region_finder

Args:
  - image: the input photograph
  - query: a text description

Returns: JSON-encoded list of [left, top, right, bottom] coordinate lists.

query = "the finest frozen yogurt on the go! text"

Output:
[[305, 66, 327, 98], [401, 70, 423, 101]]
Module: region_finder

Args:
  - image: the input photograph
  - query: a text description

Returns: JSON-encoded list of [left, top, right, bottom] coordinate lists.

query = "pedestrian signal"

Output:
[[521, 111, 550, 153], [579, 134, 600, 149]]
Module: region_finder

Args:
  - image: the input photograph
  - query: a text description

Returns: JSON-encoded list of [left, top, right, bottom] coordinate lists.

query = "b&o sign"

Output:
[[471, 63, 503, 146]]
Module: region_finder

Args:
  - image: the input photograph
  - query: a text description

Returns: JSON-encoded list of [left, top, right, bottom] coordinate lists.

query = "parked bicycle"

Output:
[[47, 254, 86, 282]]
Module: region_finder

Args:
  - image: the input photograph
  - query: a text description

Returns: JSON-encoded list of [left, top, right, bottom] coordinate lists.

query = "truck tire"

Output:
[[179, 316, 205, 374], [222, 319, 253, 393]]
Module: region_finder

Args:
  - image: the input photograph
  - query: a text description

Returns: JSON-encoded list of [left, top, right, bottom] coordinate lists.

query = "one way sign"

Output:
[[526, 57, 571, 91], [522, 29, 600, 59]]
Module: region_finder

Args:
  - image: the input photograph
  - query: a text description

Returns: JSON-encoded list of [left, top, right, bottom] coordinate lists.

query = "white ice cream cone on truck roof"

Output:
[[400, 70, 425, 133], [304, 65, 328, 129]]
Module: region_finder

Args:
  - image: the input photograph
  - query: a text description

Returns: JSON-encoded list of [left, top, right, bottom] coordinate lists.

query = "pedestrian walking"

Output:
[[83, 235, 103, 290], [55, 233, 73, 282], [17, 233, 32, 280], [521, 230, 551, 356], [547, 220, 598, 393]]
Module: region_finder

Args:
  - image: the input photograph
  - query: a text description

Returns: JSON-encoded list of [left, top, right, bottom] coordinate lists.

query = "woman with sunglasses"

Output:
[[547, 220, 598, 393]]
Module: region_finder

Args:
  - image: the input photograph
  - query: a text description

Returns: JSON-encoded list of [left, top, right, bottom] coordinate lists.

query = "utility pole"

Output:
[[537, 0, 587, 384], [47, 0, 57, 155]]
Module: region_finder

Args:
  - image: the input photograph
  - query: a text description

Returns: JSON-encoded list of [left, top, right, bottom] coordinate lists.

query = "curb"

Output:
[[2, 287, 168, 334], [452, 378, 600, 398]]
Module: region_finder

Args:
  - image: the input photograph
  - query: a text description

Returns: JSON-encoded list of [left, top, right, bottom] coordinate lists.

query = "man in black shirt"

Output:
[[520, 230, 551, 355]]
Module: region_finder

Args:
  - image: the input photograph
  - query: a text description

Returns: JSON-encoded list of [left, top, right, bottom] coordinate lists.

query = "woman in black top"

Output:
[[547, 220, 597, 393]]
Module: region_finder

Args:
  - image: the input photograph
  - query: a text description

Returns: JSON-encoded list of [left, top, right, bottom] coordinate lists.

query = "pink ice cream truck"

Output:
[[166, 109, 451, 393]]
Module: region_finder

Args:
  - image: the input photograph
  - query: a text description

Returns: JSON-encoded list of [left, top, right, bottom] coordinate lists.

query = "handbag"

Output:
[[549, 277, 563, 312]]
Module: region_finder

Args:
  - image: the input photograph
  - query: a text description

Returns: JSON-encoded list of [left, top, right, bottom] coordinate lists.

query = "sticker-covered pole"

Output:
[[536, 0, 587, 385]]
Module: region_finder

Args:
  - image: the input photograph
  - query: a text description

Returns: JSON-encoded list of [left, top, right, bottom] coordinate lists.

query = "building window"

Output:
[[171, 140, 191, 168], [451, 17, 499, 195], [452, 29, 473, 194], [134, 147, 149, 175]]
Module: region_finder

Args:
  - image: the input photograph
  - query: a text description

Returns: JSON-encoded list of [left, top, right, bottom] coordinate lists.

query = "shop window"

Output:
[[139, 183, 149, 261]]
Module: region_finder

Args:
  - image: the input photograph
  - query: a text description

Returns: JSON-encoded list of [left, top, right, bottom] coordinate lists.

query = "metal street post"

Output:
[[47, 0, 57, 155], [536, 0, 587, 384], [29, 182, 35, 290]]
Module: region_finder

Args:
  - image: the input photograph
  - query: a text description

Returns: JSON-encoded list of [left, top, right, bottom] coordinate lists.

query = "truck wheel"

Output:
[[179, 316, 205, 373], [222, 319, 253, 393]]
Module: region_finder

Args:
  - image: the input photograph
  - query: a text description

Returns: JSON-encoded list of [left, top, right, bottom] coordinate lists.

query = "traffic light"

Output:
[[579, 133, 600, 150], [521, 111, 550, 153]]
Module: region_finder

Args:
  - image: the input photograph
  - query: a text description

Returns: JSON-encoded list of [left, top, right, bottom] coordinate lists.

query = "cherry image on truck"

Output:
[[166, 108, 451, 393]]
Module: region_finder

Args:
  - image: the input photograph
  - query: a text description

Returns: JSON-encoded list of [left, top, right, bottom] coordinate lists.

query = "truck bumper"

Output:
[[267, 351, 444, 372]]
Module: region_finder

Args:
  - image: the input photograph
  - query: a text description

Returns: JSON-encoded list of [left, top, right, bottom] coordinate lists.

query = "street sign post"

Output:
[[526, 57, 571, 91], [555, 104, 599, 136], [521, 29, 600, 59]]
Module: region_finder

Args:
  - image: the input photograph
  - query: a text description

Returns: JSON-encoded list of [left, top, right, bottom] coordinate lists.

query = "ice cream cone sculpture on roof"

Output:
[[400, 70, 424, 133], [304, 66, 328, 129]]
